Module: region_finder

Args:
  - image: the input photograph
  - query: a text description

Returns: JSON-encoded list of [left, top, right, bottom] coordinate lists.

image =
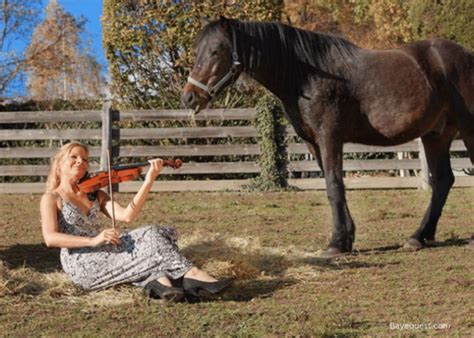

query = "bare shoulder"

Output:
[[41, 191, 60, 210]]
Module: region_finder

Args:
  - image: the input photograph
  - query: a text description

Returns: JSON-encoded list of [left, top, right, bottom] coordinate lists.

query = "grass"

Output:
[[0, 188, 473, 336]]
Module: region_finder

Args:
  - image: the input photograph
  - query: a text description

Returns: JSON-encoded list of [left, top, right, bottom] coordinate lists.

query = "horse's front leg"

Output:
[[318, 137, 356, 256]]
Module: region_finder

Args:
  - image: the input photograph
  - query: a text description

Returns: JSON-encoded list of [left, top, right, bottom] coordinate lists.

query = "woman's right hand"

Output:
[[92, 229, 121, 246]]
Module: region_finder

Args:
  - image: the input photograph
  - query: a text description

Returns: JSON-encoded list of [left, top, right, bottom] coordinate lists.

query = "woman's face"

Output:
[[60, 146, 89, 181]]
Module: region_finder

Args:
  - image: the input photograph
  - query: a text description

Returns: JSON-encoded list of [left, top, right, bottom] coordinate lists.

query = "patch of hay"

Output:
[[0, 261, 46, 296], [80, 286, 142, 307], [0, 233, 323, 301], [181, 233, 290, 280], [201, 259, 261, 280], [285, 266, 321, 281], [42, 272, 79, 298], [0, 260, 79, 298]]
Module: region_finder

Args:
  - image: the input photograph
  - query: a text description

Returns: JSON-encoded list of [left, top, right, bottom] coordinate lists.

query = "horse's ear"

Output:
[[218, 15, 230, 31]]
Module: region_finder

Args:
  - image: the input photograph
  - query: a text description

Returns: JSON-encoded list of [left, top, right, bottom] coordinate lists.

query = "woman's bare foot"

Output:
[[157, 276, 173, 287], [184, 267, 218, 282]]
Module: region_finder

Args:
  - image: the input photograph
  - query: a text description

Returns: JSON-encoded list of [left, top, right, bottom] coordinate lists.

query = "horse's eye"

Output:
[[211, 50, 218, 56]]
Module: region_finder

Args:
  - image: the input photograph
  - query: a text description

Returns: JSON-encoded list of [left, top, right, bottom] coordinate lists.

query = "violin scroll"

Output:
[[163, 159, 182, 169]]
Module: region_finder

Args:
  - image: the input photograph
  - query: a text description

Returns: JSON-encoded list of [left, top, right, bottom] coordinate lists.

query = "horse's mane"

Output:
[[196, 19, 361, 83]]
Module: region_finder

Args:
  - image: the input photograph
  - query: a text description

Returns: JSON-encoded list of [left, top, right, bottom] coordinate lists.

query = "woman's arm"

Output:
[[40, 193, 120, 248], [100, 159, 163, 223]]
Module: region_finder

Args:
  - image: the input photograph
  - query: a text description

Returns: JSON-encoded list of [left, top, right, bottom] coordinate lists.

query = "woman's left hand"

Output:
[[145, 158, 164, 182]]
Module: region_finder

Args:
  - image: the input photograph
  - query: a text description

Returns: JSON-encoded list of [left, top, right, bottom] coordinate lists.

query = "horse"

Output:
[[182, 16, 474, 256]]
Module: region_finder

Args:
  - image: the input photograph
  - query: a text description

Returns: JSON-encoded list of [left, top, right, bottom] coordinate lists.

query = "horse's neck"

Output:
[[236, 23, 360, 103], [237, 28, 291, 100]]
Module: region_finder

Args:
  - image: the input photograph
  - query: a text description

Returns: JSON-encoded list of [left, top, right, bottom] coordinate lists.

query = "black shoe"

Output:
[[144, 280, 184, 302], [182, 277, 234, 297]]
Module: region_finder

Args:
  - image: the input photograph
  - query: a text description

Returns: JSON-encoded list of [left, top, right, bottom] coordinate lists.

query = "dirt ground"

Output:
[[0, 189, 473, 336]]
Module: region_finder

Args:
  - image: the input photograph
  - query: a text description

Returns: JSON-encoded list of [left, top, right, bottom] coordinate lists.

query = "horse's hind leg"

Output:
[[459, 123, 474, 249], [404, 128, 457, 250], [452, 81, 474, 248]]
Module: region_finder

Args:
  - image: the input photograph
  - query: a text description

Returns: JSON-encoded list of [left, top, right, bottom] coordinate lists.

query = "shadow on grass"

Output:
[[0, 244, 61, 272], [299, 256, 401, 270], [185, 278, 298, 303], [354, 244, 403, 255], [353, 236, 470, 256], [426, 237, 469, 248]]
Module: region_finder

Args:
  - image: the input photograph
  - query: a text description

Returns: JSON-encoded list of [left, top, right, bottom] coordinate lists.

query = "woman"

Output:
[[40, 142, 232, 302]]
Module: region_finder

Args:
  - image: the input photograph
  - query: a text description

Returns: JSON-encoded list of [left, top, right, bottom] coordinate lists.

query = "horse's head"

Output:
[[182, 16, 241, 113]]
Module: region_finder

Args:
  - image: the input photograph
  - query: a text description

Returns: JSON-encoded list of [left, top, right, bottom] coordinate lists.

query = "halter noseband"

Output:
[[187, 29, 240, 98]]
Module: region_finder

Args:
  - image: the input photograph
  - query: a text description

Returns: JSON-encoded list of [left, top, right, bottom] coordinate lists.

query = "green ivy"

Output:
[[246, 92, 291, 191]]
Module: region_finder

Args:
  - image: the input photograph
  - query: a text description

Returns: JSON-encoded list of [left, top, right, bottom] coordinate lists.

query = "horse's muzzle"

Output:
[[181, 91, 196, 109], [182, 83, 211, 113]]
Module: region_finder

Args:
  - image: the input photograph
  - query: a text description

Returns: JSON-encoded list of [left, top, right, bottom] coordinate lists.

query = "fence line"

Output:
[[1, 104, 473, 193]]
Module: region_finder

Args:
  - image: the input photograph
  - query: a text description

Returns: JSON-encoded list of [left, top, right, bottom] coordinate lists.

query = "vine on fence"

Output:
[[246, 93, 290, 191]]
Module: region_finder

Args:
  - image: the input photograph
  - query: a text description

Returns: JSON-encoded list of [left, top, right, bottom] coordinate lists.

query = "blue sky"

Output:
[[5, 0, 106, 97], [59, 0, 107, 69]]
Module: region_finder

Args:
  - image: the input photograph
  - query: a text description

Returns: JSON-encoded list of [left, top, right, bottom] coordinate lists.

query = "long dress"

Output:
[[58, 197, 193, 291]]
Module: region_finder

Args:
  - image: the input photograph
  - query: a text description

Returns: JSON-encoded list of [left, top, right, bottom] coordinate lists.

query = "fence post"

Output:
[[418, 138, 429, 190], [100, 100, 118, 192]]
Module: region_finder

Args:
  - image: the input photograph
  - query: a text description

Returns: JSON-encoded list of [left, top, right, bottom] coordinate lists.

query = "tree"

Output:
[[283, 0, 474, 50], [0, 0, 42, 97], [102, 0, 284, 109], [25, 0, 104, 101]]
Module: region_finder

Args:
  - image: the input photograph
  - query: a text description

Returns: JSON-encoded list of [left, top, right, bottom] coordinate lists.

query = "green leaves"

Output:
[[102, 0, 283, 109], [249, 92, 289, 191]]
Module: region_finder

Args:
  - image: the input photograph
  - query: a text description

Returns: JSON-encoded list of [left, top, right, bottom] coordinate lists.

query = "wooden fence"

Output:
[[1, 105, 473, 193]]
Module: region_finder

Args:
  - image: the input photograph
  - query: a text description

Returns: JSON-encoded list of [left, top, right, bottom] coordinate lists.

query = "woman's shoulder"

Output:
[[41, 191, 62, 208]]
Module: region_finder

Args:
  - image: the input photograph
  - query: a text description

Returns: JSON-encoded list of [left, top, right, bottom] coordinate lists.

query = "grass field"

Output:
[[1, 188, 473, 336]]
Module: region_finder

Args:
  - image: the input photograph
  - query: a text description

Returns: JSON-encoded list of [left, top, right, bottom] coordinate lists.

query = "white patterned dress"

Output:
[[58, 198, 193, 291]]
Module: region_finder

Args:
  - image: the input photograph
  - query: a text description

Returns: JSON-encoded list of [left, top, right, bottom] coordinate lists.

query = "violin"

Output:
[[78, 159, 182, 194]]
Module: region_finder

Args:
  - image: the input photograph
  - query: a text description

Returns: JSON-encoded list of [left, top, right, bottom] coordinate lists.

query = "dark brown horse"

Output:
[[182, 17, 474, 256]]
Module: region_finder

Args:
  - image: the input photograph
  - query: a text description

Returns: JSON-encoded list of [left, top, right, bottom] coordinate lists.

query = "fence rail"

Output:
[[1, 105, 473, 193]]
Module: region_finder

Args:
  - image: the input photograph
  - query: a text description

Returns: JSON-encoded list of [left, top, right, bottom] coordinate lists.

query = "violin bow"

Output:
[[106, 150, 116, 229]]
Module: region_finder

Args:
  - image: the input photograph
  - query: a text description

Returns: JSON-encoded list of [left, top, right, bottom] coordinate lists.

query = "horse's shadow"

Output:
[[0, 243, 61, 272], [299, 256, 400, 270], [353, 237, 470, 256]]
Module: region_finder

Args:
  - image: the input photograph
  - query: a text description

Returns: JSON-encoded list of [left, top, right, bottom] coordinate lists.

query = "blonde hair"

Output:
[[46, 142, 89, 192]]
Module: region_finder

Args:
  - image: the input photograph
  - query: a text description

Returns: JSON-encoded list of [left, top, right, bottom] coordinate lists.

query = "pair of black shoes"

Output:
[[144, 277, 234, 302]]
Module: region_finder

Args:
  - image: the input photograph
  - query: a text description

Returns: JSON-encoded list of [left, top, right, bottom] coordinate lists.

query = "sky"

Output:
[[6, 0, 107, 97], [58, 0, 107, 69]]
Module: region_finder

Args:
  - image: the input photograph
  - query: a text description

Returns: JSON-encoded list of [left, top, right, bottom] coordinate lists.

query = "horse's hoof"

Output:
[[402, 238, 424, 251], [318, 247, 344, 258]]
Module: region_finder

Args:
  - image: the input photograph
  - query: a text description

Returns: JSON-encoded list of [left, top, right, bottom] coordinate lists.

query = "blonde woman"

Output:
[[40, 142, 232, 302]]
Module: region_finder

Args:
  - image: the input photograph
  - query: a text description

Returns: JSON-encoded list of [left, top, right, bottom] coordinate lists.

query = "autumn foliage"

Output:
[[25, 0, 104, 101]]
